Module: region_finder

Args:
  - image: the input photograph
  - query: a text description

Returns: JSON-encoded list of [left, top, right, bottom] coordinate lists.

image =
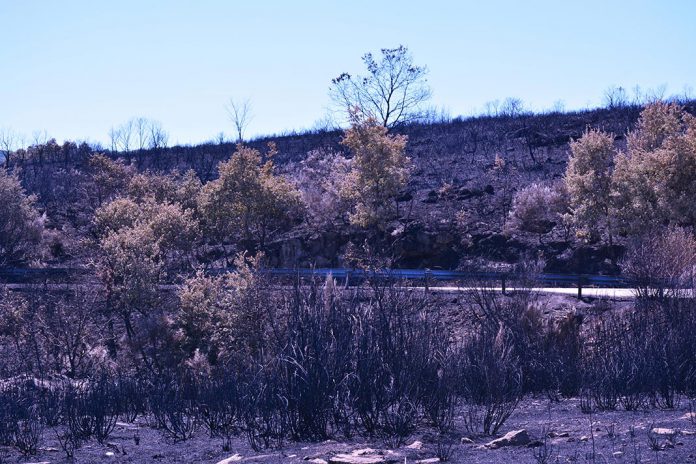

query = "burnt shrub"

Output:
[[197, 376, 242, 450], [459, 323, 523, 435], [581, 299, 696, 412], [277, 278, 355, 441], [149, 376, 201, 442]]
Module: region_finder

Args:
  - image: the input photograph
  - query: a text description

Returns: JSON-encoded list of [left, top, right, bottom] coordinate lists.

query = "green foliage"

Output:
[[340, 115, 411, 228], [506, 183, 566, 241], [612, 102, 696, 233], [0, 169, 43, 265], [174, 252, 271, 367], [198, 144, 303, 249], [565, 128, 615, 240]]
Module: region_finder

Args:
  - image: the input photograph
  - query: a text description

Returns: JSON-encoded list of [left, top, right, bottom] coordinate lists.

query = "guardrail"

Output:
[[0, 267, 631, 298]]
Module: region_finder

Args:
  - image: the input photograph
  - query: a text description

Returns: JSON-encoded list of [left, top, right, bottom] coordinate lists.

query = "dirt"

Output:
[[2, 397, 694, 463]]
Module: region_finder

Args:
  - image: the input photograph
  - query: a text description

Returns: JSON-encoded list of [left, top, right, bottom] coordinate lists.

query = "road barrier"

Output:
[[0, 267, 631, 298]]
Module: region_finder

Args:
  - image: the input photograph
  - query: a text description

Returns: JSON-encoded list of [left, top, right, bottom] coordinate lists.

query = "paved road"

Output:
[[1, 282, 638, 299]]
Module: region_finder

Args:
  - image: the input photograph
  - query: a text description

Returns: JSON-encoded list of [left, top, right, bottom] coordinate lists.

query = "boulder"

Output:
[[485, 429, 531, 449]]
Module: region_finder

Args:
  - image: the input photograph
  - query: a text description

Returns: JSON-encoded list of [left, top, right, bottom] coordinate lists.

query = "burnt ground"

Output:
[[0, 294, 689, 464], [1, 396, 694, 464]]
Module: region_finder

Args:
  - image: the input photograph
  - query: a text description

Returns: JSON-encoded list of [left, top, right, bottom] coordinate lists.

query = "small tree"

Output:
[[0, 170, 43, 265], [225, 98, 253, 143], [602, 85, 629, 109], [340, 115, 410, 228], [88, 154, 133, 207], [611, 102, 696, 234], [295, 148, 351, 228], [330, 45, 431, 128], [175, 252, 270, 366], [198, 144, 303, 250], [565, 128, 616, 242], [621, 226, 696, 300], [506, 183, 566, 243]]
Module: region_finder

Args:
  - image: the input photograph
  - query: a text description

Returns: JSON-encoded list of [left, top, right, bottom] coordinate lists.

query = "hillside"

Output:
[[7, 101, 695, 274]]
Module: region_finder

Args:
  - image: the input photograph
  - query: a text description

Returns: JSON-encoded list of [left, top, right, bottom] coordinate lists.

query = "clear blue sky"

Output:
[[1, 0, 694, 147]]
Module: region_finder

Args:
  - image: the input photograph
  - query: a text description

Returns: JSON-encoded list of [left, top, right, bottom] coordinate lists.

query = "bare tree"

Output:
[[116, 119, 134, 153], [499, 97, 525, 117], [602, 85, 629, 109], [0, 128, 19, 168], [31, 129, 49, 146], [148, 120, 168, 149], [330, 45, 431, 128], [483, 100, 501, 117], [108, 126, 120, 152], [226, 98, 253, 142], [134, 117, 150, 151]]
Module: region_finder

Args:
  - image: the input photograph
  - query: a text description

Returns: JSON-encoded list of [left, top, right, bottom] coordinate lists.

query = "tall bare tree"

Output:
[[330, 45, 431, 128], [226, 98, 253, 142], [134, 117, 150, 151], [0, 128, 19, 169], [148, 120, 168, 149]]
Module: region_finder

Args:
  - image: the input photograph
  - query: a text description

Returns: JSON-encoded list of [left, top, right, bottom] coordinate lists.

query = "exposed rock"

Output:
[[547, 431, 569, 438], [651, 427, 678, 436], [579, 436, 589, 442], [216, 454, 243, 464], [682, 412, 696, 421], [415, 459, 440, 463], [352, 448, 378, 456], [460, 437, 475, 444], [242, 455, 276, 462], [485, 429, 531, 449], [308, 460, 328, 464], [613, 451, 623, 457], [405, 441, 423, 450], [329, 449, 401, 464], [329, 455, 396, 464]]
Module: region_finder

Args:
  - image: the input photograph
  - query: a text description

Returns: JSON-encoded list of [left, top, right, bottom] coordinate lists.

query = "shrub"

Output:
[[621, 225, 696, 300], [0, 169, 43, 265], [506, 182, 567, 242], [565, 128, 615, 241]]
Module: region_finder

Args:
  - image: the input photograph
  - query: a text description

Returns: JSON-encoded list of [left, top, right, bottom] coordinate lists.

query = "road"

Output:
[[1, 282, 639, 299]]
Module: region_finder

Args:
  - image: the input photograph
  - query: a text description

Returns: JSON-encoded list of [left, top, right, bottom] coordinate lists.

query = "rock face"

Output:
[[485, 429, 531, 449]]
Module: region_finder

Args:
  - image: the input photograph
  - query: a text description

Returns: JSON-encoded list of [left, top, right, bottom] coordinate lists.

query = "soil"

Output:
[[2, 397, 694, 463]]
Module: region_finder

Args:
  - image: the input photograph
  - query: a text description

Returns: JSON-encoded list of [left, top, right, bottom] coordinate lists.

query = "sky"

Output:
[[1, 0, 695, 147]]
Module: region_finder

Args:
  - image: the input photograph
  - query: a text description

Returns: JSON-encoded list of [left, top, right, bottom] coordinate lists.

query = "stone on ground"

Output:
[[485, 429, 531, 449]]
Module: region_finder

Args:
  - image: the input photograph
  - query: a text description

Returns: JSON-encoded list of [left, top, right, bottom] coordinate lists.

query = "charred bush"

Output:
[[197, 376, 242, 450], [460, 324, 523, 435], [149, 377, 200, 442]]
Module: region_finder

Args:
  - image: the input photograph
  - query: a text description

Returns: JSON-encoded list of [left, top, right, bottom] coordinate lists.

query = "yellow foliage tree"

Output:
[[611, 102, 696, 233], [340, 115, 410, 228], [564, 128, 616, 241], [198, 144, 303, 249]]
